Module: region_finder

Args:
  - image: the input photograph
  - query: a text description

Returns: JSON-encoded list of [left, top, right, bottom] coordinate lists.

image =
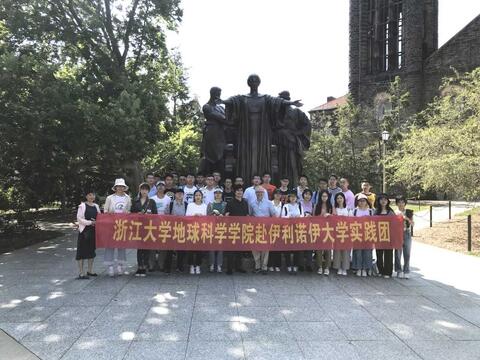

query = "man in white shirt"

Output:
[[183, 173, 198, 204], [296, 175, 309, 199], [243, 174, 268, 205], [201, 174, 216, 205], [150, 182, 171, 215]]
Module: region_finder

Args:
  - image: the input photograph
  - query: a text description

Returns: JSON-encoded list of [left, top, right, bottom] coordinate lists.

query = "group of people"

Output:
[[75, 172, 413, 280]]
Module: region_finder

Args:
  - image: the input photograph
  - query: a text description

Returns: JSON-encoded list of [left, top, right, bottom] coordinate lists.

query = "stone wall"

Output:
[[424, 15, 480, 104]]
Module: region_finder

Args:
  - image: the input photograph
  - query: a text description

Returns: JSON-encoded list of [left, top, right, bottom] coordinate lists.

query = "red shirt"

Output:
[[262, 183, 277, 200]]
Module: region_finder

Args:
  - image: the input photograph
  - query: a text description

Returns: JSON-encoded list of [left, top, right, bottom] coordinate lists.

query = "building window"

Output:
[[367, 0, 404, 73]]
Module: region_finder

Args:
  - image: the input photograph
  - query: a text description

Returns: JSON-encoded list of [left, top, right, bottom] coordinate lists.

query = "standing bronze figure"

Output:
[[275, 90, 312, 184], [200, 87, 229, 175], [222, 74, 302, 182]]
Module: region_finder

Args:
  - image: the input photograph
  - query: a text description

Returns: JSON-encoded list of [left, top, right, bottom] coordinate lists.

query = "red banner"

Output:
[[95, 213, 404, 251]]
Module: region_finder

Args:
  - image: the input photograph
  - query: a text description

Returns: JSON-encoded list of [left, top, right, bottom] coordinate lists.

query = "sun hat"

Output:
[[112, 178, 129, 191], [214, 187, 223, 193], [356, 193, 368, 201]]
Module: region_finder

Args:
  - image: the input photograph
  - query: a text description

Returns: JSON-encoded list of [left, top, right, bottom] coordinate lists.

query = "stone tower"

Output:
[[349, 0, 438, 114]]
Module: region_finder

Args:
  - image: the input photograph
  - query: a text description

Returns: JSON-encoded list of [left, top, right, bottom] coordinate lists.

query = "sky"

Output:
[[169, 0, 480, 112]]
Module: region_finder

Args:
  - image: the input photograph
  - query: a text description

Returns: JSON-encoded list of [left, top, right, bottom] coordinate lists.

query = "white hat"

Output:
[[214, 187, 223, 193], [356, 193, 368, 201], [112, 178, 129, 191]]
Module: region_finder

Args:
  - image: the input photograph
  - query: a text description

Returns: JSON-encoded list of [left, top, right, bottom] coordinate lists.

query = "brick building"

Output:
[[349, 0, 480, 115]]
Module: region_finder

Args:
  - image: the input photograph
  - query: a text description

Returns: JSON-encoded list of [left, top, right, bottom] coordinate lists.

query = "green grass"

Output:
[[391, 204, 431, 213]]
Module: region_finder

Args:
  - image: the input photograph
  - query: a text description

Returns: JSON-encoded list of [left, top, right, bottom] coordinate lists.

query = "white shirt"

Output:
[[201, 187, 215, 205], [183, 185, 197, 204], [243, 186, 268, 205], [186, 202, 208, 216], [335, 207, 350, 217], [111, 195, 129, 214], [150, 195, 171, 215], [296, 186, 308, 199], [281, 203, 304, 218], [271, 200, 283, 218]]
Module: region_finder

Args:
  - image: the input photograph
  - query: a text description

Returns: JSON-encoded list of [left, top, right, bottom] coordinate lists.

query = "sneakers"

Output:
[[217, 265, 222, 273], [361, 270, 367, 277], [135, 269, 142, 277], [195, 266, 201, 275], [140, 269, 147, 277], [287, 266, 293, 273], [254, 268, 262, 274], [337, 269, 343, 276], [404, 272, 410, 279], [117, 264, 123, 276], [268, 267, 274, 272], [397, 271, 404, 279], [356, 270, 362, 277], [342, 270, 348, 276], [293, 266, 298, 273], [317, 268, 323, 275], [367, 269, 373, 277], [108, 266, 115, 277], [275, 267, 281, 272], [384, 275, 391, 279], [190, 265, 195, 275], [323, 268, 330, 276], [209, 264, 215, 273]]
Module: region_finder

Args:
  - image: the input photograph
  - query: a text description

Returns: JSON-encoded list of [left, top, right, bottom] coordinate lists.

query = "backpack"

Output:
[[282, 202, 302, 217]]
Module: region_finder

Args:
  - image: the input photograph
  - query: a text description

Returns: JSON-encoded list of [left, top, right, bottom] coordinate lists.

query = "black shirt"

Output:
[[278, 187, 290, 204], [225, 198, 249, 216], [223, 190, 235, 203], [131, 198, 158, 214]]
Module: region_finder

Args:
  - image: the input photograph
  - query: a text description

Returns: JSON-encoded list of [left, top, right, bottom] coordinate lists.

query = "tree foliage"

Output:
[[390, 68, 480, 200], [0, 1, 195, 209]]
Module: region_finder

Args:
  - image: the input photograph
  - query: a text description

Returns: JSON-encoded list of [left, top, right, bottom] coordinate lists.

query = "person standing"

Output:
[[249, 186, 276, 274], [281, 191, 304, 274], [395, 196, 414, 279], [299, 188, 314, 272], [103, 178, 132, 277], [234, 176, 245, 189], [268, 189, 283, 272], [76, 189, 101, 279], [339, 177, 355, 211], [243, 174, 269, 206], [201, 174, 216, 205], [178, 175, 187, 188], [312, 178, 328, 204], [222, 178, 235, 203], [278, 176, 291, 204], [213, 171, 222, 188], [313, 190, 333, 276], [332, 192, 350, 276], [195, 173, 205, 188], [186, 190, 208, 274], [327, 174, 342, 207], [374, 193, 395, 278], [166, 188, 188, 273], [261, 172, 277, 200], [207, 188, 227, 273], [183, 173, 198, 204], [149, 182, 171, 271], [351, 194, 374, 277], [296, 175, 309, 199], [355, 180, 376, 209], [224, 185, 249, 275], [164, 173, 176, 201], [131, 183, 158, 277], [145, 172, 157, 198]]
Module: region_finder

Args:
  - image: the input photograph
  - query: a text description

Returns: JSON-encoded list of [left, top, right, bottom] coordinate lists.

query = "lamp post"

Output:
[[382, 130, 390, 193]]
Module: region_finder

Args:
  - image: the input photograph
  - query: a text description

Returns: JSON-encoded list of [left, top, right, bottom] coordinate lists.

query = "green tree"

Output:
[[390, 68, 480, 200]]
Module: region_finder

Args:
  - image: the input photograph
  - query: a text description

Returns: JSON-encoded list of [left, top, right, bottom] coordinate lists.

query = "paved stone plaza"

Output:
[[1, 223, 480, 360]]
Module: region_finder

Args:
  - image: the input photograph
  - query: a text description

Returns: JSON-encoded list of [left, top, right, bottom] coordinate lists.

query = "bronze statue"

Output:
[[275, 90, 312, 184], [222, 74, 302, 182], [200, 87, 229, 175]]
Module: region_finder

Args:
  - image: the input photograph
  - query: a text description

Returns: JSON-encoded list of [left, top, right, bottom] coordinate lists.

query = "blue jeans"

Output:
[[352, 249, 373, 270], [209, 251, 223, 267], [395, 230, 412, 273]]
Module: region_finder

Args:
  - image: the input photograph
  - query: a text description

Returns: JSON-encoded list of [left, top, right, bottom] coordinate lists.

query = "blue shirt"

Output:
[[249, 199, 276, 217]]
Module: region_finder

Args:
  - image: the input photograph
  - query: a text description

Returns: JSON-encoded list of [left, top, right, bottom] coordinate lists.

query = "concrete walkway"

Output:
[[1, 226, 480, 360]]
